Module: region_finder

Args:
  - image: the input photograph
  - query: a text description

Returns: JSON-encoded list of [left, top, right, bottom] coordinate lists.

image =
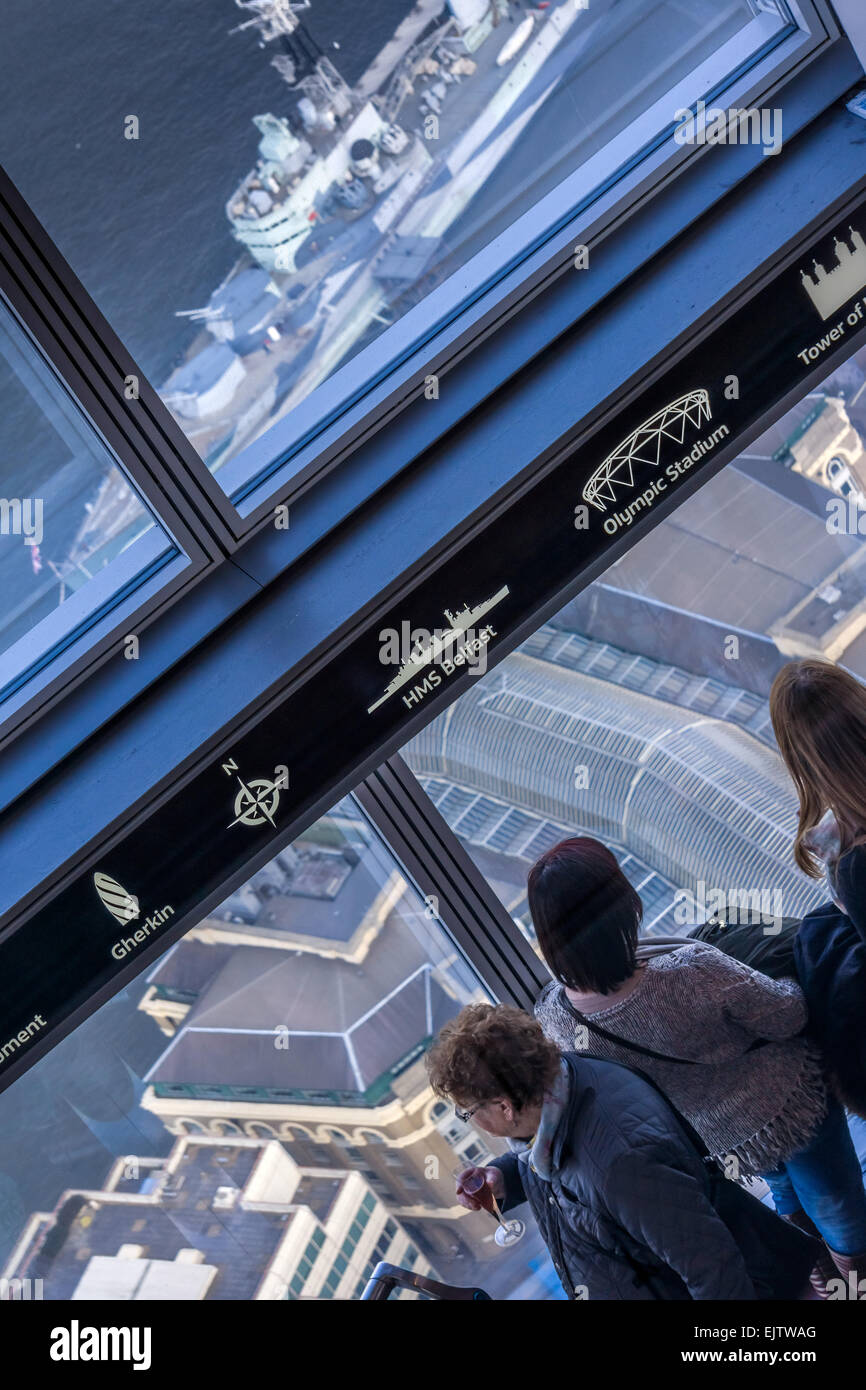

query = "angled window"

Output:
[[397, 329, 866, 951], [0, 301, 193, 724], [0, 792, 559, 1299], [0, 0, 833, 522]]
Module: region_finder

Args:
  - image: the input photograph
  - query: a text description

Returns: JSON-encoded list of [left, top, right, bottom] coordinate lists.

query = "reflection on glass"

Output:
[[404, 341, 866, 952], [0, 0, 757, 492], [0, 797, 559, 1300], [0, 309, 161, 683]]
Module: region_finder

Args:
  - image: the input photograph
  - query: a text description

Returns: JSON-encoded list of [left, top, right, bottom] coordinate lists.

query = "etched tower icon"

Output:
[[801, 227, 866, 320]]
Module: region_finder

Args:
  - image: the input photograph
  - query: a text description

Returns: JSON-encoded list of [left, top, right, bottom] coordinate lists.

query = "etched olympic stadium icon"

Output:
[[582, 390, 712, 512]]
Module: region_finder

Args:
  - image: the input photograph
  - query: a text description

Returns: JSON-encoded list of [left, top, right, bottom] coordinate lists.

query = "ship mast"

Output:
[[230, 0, 311, 44], [231, 0, 353, 115]]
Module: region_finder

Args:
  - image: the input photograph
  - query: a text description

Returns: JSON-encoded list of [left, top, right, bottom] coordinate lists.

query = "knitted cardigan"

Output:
[[535, 941, 827, 1178]]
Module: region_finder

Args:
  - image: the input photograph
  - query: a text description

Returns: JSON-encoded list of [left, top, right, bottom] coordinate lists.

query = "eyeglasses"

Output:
[[454, 1100, 487, 1124]]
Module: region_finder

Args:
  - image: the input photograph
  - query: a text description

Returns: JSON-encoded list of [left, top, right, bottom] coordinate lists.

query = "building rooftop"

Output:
[[731, 455, 835, 519], [419, 772, 682, 937], [145, 903, 462, 1095], [601, 464, 858, 636], [407, 650, 826, 919], [72, 1254, 218, 1301], [550, 582, 787, 698], [146, 939, 235, 998], [205, 841, 382, 945], [23, 1141, 301, 1300]]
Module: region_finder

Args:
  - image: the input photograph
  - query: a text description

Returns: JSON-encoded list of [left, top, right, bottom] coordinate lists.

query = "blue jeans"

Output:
[[846, 1111, 866, 1180], [762, 1101, 866, 1255]]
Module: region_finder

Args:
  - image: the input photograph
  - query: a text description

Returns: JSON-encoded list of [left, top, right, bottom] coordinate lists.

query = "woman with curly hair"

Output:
[[427, 1002, 817, 1300]]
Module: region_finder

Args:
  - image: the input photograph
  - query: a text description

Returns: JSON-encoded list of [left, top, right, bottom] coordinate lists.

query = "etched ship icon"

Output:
[[367, 583, 510, 714], [801, 227, 866, 321]]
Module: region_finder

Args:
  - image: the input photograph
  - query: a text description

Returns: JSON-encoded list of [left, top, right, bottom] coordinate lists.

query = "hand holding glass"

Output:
[[453, 1164, 525, 1247]]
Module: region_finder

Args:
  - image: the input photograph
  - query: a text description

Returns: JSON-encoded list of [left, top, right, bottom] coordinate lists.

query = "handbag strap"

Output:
[[561, 990, 769, 1066], [563, 994, 698, 1065]]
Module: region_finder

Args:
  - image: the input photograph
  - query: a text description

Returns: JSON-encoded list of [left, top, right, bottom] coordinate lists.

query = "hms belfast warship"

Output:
[[225, 0, 585, 273], [367, 583, 509, 713], [161, 0, 590, 465]]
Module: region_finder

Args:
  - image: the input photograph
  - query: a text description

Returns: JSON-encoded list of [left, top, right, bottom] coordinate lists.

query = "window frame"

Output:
[[0, 3, 862, 1093], [355, 757, 545, 1010], [221, 0, 838, 525], [0, 0, 853, 749], [0, 180, 229, 744], [831, 0, 866, 67]]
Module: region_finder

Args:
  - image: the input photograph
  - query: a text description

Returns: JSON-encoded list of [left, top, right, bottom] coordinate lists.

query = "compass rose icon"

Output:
[[229, 776, 281, 829], [222, 756, 286, 830]]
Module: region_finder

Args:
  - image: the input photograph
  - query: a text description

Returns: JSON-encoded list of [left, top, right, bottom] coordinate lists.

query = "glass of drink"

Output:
[[453, 1165, 525, 1247]]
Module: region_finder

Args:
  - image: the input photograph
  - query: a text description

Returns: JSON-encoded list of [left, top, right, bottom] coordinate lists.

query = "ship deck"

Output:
[[173, 1, 600, 466], [355, 0, 450, 103]]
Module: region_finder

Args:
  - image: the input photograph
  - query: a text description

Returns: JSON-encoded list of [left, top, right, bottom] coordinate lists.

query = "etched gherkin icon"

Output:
[[93, 872, 140, 925]]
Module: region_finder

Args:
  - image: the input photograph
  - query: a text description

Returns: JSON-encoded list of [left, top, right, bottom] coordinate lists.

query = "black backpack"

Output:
[[687, 911, 801, 980]]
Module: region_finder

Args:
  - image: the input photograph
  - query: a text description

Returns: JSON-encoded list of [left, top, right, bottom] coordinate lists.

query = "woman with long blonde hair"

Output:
[[770, 657, 866, 890], [770, 657, 866, 1264]]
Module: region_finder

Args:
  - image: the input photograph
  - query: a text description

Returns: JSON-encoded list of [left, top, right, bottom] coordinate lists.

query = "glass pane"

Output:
[[0, 0, 771, 499], [0, 306, 173, 699], [0, 796, 559, 1300], [401, 336, 866, 953]]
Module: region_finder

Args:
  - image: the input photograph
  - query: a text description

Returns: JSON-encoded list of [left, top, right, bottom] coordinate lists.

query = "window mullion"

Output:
[[355, 755, 546, 1011], [0, 167, 238, 557]]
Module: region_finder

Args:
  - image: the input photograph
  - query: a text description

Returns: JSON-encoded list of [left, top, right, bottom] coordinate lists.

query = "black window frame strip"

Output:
[[355, 756, 547, 1011]]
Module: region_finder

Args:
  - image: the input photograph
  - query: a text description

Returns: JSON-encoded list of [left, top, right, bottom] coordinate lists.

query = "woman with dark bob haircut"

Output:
[[529, 837, 866, 1290]]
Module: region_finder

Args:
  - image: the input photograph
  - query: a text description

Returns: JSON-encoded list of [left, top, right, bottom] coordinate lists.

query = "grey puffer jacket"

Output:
[[490, 1053, 815, 1301]]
